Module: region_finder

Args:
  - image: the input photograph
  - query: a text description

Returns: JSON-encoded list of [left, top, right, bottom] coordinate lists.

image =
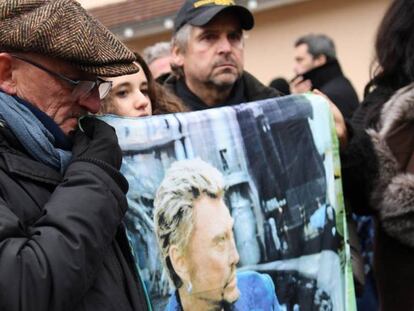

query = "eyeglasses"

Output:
[[11, 54, 112, 100]]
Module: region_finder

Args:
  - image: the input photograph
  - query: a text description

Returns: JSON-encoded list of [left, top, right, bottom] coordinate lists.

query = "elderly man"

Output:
[[289, 33, 359, 119], [0, 1, 148, 310], [154, 159, 281, 311], [165, 0, 281, 111]]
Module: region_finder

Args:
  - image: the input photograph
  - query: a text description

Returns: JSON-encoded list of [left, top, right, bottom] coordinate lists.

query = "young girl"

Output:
[[100, 53, 185, 116]]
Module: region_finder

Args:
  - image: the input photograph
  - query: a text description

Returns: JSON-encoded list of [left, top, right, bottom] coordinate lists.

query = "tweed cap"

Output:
[[0, 0, 138, 77]]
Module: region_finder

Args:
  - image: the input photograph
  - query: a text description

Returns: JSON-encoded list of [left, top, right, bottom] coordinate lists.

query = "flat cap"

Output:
[[0, 0, 138, 77]]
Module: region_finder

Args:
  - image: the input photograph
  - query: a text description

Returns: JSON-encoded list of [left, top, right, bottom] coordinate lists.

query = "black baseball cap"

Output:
[[173, 0, 254, 33]]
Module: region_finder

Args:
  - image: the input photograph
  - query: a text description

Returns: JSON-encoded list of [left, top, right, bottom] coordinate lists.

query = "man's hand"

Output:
[[313, 89, 348, 149], [71, 117, 123, 169], [289, 75, 312, 94]]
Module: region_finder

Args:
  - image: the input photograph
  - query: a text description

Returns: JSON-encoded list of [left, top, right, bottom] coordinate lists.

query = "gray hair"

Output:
[[153, 158, 225, 288], [295, 33, 337, 62], [171, 24, 192, 53], [142, 41, 171, 65], [170, 24, 192, 77]]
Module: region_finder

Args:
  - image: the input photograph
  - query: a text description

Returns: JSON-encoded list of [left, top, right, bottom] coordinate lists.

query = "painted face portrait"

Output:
[[154, 158, 280, 311], [183, 195, 240, 308]]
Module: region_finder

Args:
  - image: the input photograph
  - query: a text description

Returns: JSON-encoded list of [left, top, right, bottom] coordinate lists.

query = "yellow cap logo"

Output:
[[194, 0, 235, 9]]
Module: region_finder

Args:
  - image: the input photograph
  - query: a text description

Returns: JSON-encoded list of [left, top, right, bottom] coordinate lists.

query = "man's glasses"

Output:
[[11, 54, 112, 100]]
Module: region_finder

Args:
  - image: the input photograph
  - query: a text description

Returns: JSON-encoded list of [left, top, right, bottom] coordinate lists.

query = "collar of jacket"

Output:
[[0, 126, 62, 185], [166, 290, 234, 311], [164, 71, 281, 111], [303, 59, 344, 90], [373, 82, 414, 173], [241, 71, 283, 100], [367, 82, 414, 247], [173, 74, 246, 111]]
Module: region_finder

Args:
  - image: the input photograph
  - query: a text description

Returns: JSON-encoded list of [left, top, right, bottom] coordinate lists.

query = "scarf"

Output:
[[0, 92, 72, 173]]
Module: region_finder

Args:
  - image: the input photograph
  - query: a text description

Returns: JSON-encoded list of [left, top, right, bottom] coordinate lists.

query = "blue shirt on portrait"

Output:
[[165, 270, 281, 311]]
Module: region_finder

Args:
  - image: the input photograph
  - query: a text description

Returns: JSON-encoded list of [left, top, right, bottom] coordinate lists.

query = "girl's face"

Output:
[[107, 63, 152, 117]]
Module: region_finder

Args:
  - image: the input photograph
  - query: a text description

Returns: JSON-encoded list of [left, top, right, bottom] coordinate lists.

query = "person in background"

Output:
[[143, 41, 173, 84], [269, 77, 291, 95], [154, 158, 281, 311], [165, 0, 281, 111], [290, 33, 359, 119], [100, 52, 186, 117], [0, 0, 150, 310], [340, 0, 414, 309]]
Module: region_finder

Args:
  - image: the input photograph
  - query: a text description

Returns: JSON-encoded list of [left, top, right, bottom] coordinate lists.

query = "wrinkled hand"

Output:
[[71, 116, 123, 169], [290, 75, 312, 94], [313, 89, 348, 149]]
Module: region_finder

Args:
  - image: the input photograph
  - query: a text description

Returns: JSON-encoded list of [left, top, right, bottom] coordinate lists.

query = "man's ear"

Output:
[[171, 45, 185, 68], [169, 245, 190, 284], [0, 53, 17, 95], [314, 54, 327, 67]]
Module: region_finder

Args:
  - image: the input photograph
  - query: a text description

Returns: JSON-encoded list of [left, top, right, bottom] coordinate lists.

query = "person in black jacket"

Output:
[[340, 0, 414, 309], [165, 0, 281, 111], [0, 1, 149, 310], [290, 34, 359, 119]]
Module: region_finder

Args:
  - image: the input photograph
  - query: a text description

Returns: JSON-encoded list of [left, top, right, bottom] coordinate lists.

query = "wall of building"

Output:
[[104, 0, 390, 99], [78, 0, 126, 9]]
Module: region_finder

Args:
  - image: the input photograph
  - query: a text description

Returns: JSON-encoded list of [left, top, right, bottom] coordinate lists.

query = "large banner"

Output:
[[101, 94, 356, 311]]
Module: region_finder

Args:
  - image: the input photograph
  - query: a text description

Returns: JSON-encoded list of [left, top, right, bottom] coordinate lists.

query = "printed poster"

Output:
[[101, 94, 356, 311]]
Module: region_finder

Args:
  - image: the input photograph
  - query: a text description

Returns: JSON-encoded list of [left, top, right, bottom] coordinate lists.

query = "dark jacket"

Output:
[[304, 60, 359, 119], [341, 84, 414, 311], [164, 71, 281, 111], [0, 126, 149, 311]]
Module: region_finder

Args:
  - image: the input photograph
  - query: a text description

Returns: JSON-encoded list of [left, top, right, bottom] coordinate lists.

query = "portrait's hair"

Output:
[[366, 0, 414, 94], [100, 52, 186, 115], [170, 24, 192, 78], [142, 41, 171, 66], [154, 159, 225, 288], [295, 33, 337, 62]]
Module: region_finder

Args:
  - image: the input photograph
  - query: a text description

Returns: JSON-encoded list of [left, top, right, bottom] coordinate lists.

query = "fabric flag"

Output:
[[100, 94, 356, 311]]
